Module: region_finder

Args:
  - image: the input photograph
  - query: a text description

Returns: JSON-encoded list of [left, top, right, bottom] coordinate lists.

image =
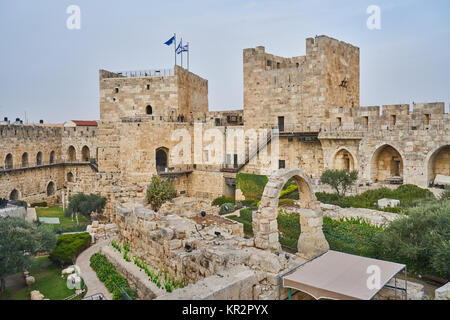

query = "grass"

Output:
[[316, 184, 435, 213], [36, 206, 89, 232], [3, 256, 82, 300]]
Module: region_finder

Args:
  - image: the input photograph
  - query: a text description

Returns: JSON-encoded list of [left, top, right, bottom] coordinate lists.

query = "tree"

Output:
[[0, 217, 56, 293], [147, 175, 177, 211], [320, 169, 358, 197], [65, 193, 106, 218]]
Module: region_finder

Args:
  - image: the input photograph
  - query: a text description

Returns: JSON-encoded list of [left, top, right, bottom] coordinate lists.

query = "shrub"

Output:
[[320, 169, 358, 197], [147, 175, 177, 211], [212, 196, 234, 207], [374, 200, 450, 279], [219, 203, 236, 215], [49, 232, 91, 266], [236, 173, 268, 202], [31, 201, 47, 208], [65, 193, 106, 218], [280, 184, 298, 199], [90, 253, 136, 300], [439, 186, 450, 201]]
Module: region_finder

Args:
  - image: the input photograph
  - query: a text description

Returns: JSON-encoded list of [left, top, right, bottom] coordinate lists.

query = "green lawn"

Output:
[[4, 257, 82, 300], [36, 206, 89, 232]]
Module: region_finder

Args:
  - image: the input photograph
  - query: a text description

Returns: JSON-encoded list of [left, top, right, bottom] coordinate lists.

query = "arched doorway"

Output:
[[333, 148, 355, 171], [47, 181, 55, 196], [370, 145, 403, 182], [82, 146, 90, 162], [49, 151, 55, 164], [68, 146, 76, 162], [67, 172, 74, 182], [36, 152, 43, 166], [156, 148, 168, 172], [9, 189, 19, 201], [21, 152, 29, 167], [427, 145, 450, 185], [5, 153, 13, 169], [146, 105, 153, 115], [254, 169, 329, 259]]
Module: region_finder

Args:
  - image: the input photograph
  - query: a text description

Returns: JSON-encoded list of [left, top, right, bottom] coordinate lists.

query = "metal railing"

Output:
[[114, 68, 174, 78]]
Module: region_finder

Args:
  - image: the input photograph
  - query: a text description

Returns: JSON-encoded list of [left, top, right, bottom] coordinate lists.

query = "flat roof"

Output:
[[283, 250, 405, 300]]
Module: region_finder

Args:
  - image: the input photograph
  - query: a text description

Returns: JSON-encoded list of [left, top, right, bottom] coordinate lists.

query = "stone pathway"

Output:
[[75, 239, 113, 300]]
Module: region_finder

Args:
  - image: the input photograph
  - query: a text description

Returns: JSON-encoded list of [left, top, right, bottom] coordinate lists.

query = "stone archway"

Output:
[[9, 189, 20, 200], [156, 147, 168, 172], [426, 145, 450, 185], [370, 144, 404, 182], [332, 148, 356, 171], [253, 169, 329, 259]]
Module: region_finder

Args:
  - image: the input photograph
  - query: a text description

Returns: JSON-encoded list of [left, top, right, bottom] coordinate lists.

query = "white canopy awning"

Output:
[[282, 250, 406, 300]]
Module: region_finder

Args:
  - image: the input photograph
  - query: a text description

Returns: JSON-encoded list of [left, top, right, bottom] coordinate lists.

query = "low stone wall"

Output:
[[319, 203, 399, 227], [0, 205, 27, 219], [156, 265, 258, 300], [374, 278, 424, 300], [87, 221, 118, 242], [100, 245, 166, 300], [435, 282, 450, 300]]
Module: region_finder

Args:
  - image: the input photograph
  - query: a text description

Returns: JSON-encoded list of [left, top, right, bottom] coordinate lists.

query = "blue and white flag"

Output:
[[176, 42, 189, 54], [164, 35, 175, 46]]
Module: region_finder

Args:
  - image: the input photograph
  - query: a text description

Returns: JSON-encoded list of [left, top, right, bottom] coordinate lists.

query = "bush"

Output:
[[65, 193, 106, 218], [228, 209, 253, 235], [90, 253, 136, 300], [212, 196, 235, 207], [374, 200, 450, 279], [439, 186, 450, 201], [219, 203, 236, 215], [280, 184, 298, 199], [31, 202, 47, 208], [147, 176, 177, 211], [49, 232, 91, 266]]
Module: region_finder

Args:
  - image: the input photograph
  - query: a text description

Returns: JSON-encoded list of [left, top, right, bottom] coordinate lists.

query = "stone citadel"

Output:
[[1, 35, 449, 214]]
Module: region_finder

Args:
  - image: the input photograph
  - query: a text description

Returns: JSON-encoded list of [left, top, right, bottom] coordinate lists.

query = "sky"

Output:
[[0, 0, 449, 123]]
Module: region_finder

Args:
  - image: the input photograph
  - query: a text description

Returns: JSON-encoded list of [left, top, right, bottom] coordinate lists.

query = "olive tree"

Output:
[[320, 169, 358, 197], [0, 217, 56, 293]]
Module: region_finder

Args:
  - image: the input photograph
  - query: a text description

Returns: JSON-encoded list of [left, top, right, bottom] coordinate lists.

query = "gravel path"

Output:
[[75, 239, 113, 300]]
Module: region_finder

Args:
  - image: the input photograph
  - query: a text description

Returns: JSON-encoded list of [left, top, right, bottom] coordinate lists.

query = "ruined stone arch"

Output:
[[331, 147, 357, 171], [156, 147, 169, 172], [46, 181, 55, 196], [5, 153, 13, 169], [81, 145, 90, 162], [369, 143, 404, 183], [253, 169, 329, 259], [68, 146, 76, 162], [425, 144, 450, 185]]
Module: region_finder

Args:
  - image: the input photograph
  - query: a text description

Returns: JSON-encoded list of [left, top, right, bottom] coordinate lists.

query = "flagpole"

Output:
[[187, 42, 189, 71], [181, 38, 183, 69], [174, 33, 177, 67]]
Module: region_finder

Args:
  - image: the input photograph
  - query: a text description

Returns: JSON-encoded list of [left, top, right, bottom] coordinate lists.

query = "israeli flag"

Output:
[[164, 35, 175, 46], [177, 43, 189, 54]]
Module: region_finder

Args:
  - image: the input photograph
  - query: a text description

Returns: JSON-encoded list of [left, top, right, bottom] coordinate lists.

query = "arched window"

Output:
[[47, 181, 55, 196], [67, 172, 74, 182], [49, 151, 55, 164], [156, 148, 168, 172], [146, 105, 153, 115], [22, 153, 29, 168], [9, 189, 19, 200], [36, 152, 43, 166], [82, 146, 90, 162], [68, 146, 76, 162], [5, 153, 13, 169]]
